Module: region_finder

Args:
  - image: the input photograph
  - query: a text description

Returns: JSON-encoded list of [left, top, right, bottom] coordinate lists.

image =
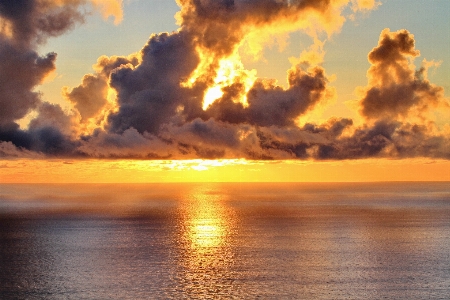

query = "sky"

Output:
[[0, 0, 449, 183]]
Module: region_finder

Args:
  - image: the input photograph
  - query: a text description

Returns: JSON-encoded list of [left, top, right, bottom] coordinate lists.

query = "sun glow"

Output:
[[182, 48, 257, 110], [181, 184, 234, 251], [202, 56, 257, 110], [174, 184, 236, 293], [2, 158, 450, 183], [203, 86, 224, 109]]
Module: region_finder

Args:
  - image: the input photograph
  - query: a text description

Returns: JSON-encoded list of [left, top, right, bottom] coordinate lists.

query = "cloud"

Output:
[[0, 1, 449, 161], [106, 31, 200, 134], [64, 54, 139, 126], [28, 102, 76, 137], [358, 29, 445, 120], [0, 0, 86, 45], [0, 141, 44, 158], [0, 38, 56, 127], [206, 65, 334, 127], [174, 0, 379, 100], [91, 0, 123, 25], [175, 0, 377, 56], [77, 127, 172, 159], [0, 0, 124, 45], [0, 0, 103, 132], [0, 0, 124, 155], [161, 118, 246, 159]]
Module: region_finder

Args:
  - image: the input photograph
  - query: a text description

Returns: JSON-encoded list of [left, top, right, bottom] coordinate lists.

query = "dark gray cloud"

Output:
[[0, 102, 79, 156], [0, 0, 85, 45], [28, 102, 74, 136], [107, 31, 200, 134], [77, 128, 171, 159], [0, 38, 56, 127]]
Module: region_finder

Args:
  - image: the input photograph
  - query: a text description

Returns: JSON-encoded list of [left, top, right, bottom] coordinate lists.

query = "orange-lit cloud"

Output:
[[90, 0, 123, 25], [0, 1, 449, 162], [357, 29, 445, 121], [63, 54, 139, 135]]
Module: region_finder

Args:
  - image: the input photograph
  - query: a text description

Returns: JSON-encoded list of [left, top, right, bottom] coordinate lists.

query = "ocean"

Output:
[[0, 182, 449, 299]]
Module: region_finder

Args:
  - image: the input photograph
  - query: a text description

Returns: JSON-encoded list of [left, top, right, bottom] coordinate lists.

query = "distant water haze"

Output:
[[1, 182, 449, 299]]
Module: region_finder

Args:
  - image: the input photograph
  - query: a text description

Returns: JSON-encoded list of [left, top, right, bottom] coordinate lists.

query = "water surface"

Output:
[[1, 182, 449, 299]]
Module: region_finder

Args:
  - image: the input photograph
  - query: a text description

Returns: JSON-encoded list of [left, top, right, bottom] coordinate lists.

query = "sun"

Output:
[[181, 46, 257, 110]]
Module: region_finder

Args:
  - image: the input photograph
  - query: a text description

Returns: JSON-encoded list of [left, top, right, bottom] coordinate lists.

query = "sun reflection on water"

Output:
[[191, 222, 224, 249], [182, 184, 232, 252], [176, 184, 237, 297], [186, 190, 228, 252]]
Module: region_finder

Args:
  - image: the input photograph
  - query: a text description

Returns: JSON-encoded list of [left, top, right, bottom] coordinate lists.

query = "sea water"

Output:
[[0, 182, 449, 299]]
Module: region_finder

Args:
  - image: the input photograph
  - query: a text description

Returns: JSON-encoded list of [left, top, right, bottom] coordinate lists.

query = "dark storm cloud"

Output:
[[392, 123, 450, 159], [251, 116, 450, 161], [28, 102, 74, 136], [248, 118, 353, 160], [238, 117, 450, 161], [168, 118, 241, 148], [77, 128, 172, 159], [0, 141, 43, 158], [323, 120, 399, 159], [0, 120, 78, 157], [315, 120, 450, 160], [0, 102, 79, 156]]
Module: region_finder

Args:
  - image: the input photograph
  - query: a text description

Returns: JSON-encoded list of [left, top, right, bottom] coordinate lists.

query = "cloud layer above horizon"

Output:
[[1, 0, 449, 160]]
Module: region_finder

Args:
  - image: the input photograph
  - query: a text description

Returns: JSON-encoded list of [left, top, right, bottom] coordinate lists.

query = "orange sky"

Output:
[[1, 158, 449, 183]]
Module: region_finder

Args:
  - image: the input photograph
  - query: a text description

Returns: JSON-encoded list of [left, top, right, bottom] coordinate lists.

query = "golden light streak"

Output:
[[183, 185, 229, 249], [173, 184, 236, 297], [189, 218, 224, 248]]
